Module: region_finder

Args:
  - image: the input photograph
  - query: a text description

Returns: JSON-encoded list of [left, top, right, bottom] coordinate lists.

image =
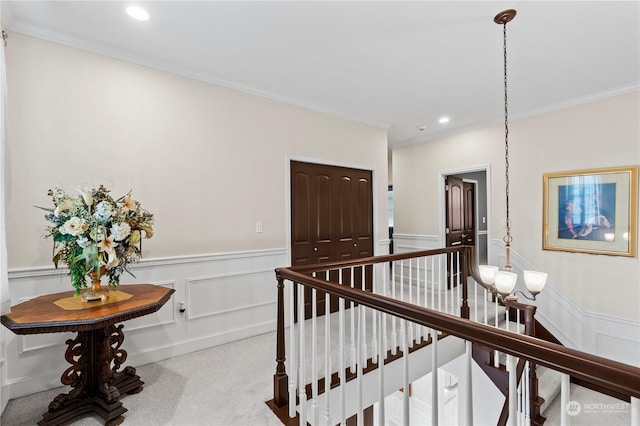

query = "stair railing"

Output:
[[271, 246, 640, 425]]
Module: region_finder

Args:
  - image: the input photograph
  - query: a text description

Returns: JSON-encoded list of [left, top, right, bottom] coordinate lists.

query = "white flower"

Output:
[[76, 236, 90, 248], [54, 199, 77, 217], [105, 251, 120, 269], [94, 201, 114, 223], [110, 222, 131, 241], [60, 217, 88, 236], [77, 188, 93, 208]]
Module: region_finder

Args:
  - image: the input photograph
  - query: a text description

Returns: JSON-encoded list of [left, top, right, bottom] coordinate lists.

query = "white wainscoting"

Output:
[[3, 240, 392, 401], [3, 248, 289, 400], [392, 234, 441, 254], [488, 239, 640, 367]]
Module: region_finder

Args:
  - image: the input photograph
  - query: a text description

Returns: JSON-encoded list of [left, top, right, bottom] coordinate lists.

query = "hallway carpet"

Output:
[[1, 331, 283, 426]]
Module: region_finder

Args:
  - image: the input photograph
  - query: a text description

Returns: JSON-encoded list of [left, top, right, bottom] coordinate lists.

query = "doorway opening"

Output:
[[442, 168, 490, 270]]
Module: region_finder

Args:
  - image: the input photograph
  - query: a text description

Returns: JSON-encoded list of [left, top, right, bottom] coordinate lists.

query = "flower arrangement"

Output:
[[39, 185, 154, 295]]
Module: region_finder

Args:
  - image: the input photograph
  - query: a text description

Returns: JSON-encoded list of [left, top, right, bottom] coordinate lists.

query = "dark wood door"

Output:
[[445, 176, 476, 287], [446, 176, 465, 248], [291, 161, 374, 318]]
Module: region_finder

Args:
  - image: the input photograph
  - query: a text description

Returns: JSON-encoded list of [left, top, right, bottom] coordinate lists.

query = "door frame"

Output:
[[439, 165, 492, 266], [285, 155, 380, 265]]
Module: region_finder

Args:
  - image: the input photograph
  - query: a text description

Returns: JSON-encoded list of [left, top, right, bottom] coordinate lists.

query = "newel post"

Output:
[[459, 247, 470, 319], [273, 270, 289, 408], [521, 302, 545, 426], [526, 305, 546, 426]]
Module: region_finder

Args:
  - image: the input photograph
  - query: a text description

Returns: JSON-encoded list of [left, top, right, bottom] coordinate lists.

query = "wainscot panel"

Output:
[[4, 248, 288, 400]]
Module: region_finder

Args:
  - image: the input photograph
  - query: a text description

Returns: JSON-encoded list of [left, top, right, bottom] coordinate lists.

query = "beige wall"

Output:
[[6, 32, 389, 268], [393, 91, 640, 321]]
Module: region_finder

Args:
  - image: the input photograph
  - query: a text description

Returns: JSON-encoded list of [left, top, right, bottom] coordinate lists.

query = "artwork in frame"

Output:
[[543, 166, 638, 257]]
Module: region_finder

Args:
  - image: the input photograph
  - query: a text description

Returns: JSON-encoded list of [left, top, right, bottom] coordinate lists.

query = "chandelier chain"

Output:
[[502, 22, 512, 246]]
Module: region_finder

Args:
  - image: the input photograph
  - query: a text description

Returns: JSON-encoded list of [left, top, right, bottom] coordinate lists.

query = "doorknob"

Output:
[[313, 247, 318, 251], [353, 243, 357, 247]]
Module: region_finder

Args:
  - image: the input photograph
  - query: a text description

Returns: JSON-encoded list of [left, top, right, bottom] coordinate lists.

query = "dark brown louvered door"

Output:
[[291, 161, 373, 319]]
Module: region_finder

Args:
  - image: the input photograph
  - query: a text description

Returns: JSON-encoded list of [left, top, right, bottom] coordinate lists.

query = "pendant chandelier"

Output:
[[479, 9, 547, 301]]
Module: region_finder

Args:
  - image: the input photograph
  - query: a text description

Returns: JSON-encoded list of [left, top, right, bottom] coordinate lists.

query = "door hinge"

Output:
[[445, 185, 449, 191], [445, 228, 450, 234]]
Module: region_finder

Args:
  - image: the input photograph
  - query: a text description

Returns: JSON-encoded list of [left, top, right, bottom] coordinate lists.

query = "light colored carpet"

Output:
[[1, 332, 283, 426], [543, 383, 631, 426]]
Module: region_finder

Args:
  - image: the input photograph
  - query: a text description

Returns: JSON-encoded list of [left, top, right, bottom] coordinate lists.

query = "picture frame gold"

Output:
[[543, 166, 638, 257]]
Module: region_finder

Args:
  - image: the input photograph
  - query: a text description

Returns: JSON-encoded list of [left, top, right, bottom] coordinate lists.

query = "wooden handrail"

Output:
[[276, 267, 640, 400]]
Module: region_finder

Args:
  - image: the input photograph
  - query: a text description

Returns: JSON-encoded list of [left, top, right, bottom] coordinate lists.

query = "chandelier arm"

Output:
[[513, 289, 537, 301]]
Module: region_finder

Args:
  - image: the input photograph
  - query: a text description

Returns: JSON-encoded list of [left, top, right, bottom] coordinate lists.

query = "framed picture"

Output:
[[543, 166, 638, 257]]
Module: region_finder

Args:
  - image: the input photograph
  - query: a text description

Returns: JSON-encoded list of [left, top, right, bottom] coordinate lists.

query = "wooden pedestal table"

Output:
[[1, 284, 175, 426]]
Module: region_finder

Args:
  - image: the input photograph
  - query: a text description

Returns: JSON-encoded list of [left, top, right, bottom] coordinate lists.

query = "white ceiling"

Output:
[[3, 1, 639, 147]]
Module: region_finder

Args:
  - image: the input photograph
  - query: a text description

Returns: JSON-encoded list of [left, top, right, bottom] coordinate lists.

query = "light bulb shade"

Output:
[[478, 265, 499, 285], [495, 271, 518, 295], [524, 270, 547, 294]]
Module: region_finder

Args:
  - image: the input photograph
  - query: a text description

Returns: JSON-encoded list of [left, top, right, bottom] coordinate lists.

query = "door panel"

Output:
[[463, 182, 476, 246], [445, 176, 477, 288], [446, 176, 465, 247], [291, 161, 374, 319]]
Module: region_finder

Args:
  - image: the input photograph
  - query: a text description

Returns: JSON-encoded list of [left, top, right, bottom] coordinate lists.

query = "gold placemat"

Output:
[[54, 290, 133, 311]]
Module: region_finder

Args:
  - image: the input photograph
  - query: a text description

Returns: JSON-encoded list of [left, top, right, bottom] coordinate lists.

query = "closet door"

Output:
[[291, 161, 373, 319]]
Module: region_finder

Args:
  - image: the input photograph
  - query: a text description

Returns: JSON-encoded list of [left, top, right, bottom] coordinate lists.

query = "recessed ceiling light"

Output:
[[127, 6, 150, 21], [439, 117, 450, 124]]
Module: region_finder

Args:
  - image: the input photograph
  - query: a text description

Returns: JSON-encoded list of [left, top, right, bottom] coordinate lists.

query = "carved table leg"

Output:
[[38, 325, 143, 426]]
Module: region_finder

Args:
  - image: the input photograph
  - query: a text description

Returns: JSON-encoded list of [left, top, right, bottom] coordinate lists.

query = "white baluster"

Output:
[[400, 259, 405, 302], [382, 263, 388, 361], [298, 283, 307, 426], [524, 361, 530, 424], [356, 303, 364, 426], [459, 341, 474, 425], [372, 264, 378, 364], [377, 310, 386, 426], [408, 258, 414, 348], [456, 252, 461, 315], [494, 299, 500, 367], [311, 286, 318, 425], [484, 287, 488, 325], [438, 254, 442, 312], [324, 289, 332, 426], [560, 372, 571, 426], [474, 279, 478, 322], [422, 256, 428, 341], [361, 266, 368, 363], [288, 280, 296, 418], [507, 354, 517, 426], [432, 328, 439, 425], [631, 396, 639, 426], [430, 256, 435, 311], [350, 267, 356, 373], [401, 320, 410, 425], [391, 261, 398, 355], [338, 269, 346, 426]]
